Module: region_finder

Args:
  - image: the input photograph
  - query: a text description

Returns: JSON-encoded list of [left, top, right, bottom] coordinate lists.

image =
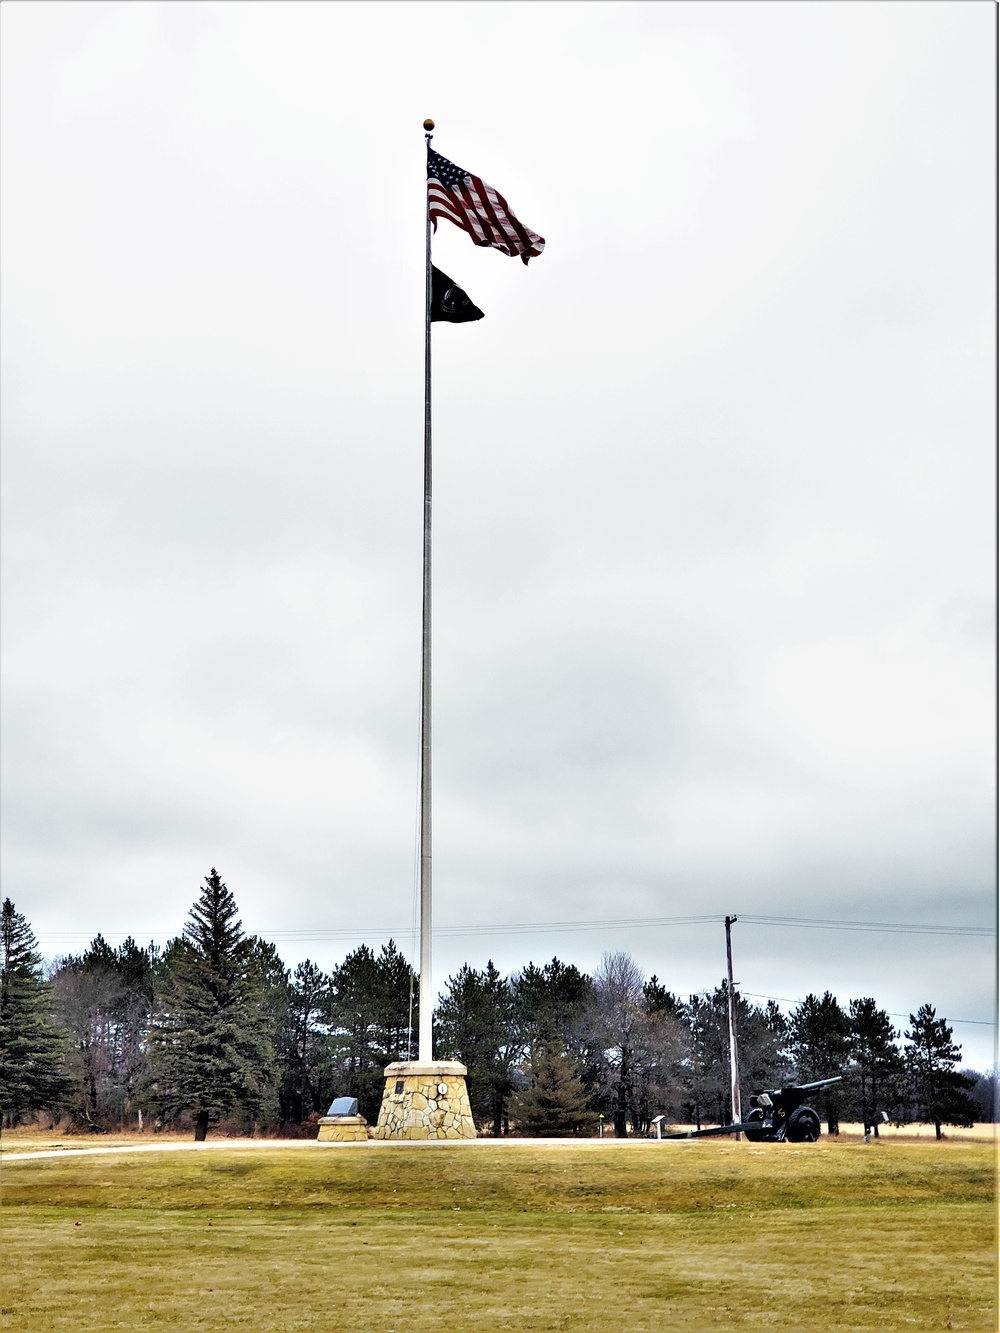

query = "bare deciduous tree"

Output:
[[588, 952, 685, 1137]]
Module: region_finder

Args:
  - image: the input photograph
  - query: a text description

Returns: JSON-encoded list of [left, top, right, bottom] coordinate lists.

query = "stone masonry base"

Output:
[[317, 1114, 369, 1142], [374, 1061, 476, 1140]]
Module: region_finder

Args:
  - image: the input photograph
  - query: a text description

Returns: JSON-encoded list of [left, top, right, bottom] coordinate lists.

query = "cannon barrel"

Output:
[[787, 1077, 842, 1094], [760, 1076, 843, 1100]]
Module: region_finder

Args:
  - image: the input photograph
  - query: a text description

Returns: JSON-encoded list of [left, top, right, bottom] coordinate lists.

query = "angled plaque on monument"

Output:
[[318, 1094, 369, 1143]]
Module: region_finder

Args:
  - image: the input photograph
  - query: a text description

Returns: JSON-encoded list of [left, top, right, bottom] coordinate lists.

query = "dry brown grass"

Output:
[[1, 1137, 995, 1330]]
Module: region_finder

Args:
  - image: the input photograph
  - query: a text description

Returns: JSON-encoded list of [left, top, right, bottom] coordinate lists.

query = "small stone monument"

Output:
[[374, 1061, 476, 1140], [317, 1096, 369, 1143]]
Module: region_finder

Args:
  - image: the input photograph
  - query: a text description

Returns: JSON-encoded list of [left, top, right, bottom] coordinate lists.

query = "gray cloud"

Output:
[[2, 2, 993, 1066]]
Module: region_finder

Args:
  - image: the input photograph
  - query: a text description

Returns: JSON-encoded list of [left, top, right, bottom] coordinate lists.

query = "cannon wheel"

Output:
[[786, 1106, 821, 1143], [743, 1108, 766, 1142]]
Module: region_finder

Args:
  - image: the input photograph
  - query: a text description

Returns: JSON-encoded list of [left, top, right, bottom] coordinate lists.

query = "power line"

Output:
[[741, 991, 995, 1029], [36, 911, 993, 946], [36, 915, 995, 1030], [738, 914, 991, 937]]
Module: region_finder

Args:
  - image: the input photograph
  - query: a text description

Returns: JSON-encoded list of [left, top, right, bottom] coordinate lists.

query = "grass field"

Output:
[[1, 1137, 995, 1331]]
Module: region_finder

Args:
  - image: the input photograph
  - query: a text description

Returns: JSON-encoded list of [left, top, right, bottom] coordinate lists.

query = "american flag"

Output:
[[427, 148, 544, 265]]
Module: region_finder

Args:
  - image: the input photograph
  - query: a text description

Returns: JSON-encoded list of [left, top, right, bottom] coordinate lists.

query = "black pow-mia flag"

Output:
[[430, 266, 484, 323]]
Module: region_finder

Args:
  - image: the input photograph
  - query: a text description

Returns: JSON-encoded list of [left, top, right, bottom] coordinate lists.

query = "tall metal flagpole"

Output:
[[359, 123, 478, 1139], [418, 118, 435, 1063]]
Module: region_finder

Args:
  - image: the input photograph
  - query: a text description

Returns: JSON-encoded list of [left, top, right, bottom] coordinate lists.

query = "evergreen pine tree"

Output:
[[846, 997, 905, 1134], [509, 1014, 596, 1137], [371, 939, 418, 1061], [245, 935, 291, 1093], [0, 898, 71, 1126], [326, 944, 383, 1120], [276, 959, 333, 1125], [681, 984, 790, 1129], [903, 1005, 980, 1139], [326, 941, 417, 1122], [962, 1068, 997, 1123], [682, 991, 728, 1129], [788, 992, 851, 1133], [513, 958, 592, 1053], [142, 871, 277, 1139], [436, 961, 518, 1135], [643, 975, 681, 1018]]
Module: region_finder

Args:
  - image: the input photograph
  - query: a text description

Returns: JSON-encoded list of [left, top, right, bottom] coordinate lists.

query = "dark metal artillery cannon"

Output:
[[664, 1077, 842, 1143]]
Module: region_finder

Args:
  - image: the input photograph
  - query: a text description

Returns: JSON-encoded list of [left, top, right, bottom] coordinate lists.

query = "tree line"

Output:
[[1, 873, 991, 1139]]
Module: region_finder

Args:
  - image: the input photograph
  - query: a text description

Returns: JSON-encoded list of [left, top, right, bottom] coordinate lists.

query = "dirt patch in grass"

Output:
[[1, 1141, 995, 1331]]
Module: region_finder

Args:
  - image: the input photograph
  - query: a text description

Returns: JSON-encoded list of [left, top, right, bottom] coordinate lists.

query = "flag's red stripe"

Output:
[[428, 196, 466, 231], [471, 176, 544, 254], [429, 180, 490, 245], [428, 183, 464, 218], [427, 171, 544, 261], [476, 183, 543, 257], [461, 178, 517, 254], [432, 178, 503, 249], [467, 175, 537, 257], [456, 181, 517, 255], [429, 199, 480, 243], [460, 192, 492, 244]]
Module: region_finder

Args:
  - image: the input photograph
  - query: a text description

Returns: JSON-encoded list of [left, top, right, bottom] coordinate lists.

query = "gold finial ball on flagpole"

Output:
[[423, 119, 435, 131]]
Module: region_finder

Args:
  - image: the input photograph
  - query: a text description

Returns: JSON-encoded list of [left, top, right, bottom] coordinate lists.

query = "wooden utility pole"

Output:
[[724, 916, 742, 1140]]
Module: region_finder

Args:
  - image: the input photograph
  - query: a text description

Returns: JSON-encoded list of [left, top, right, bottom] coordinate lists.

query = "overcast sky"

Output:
[[2, 1, 994, 1067]]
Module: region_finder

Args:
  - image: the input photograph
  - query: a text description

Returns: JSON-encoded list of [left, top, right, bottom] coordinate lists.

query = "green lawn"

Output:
[[1, 1139, 995, 1330]]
